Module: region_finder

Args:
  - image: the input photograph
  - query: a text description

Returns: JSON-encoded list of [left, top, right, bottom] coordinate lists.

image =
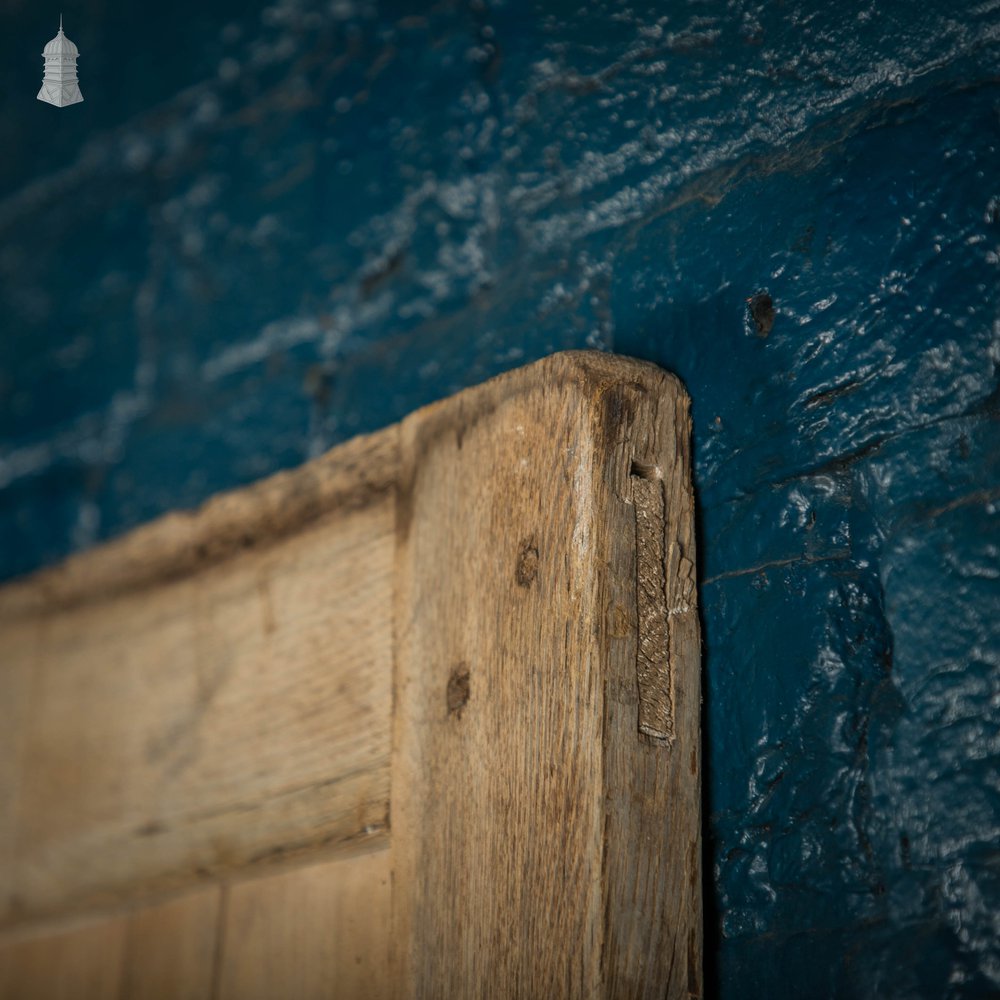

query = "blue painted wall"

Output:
[[2, 1, 998, 995]]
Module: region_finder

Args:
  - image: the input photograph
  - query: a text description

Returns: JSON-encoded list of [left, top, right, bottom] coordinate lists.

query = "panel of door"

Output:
[[0, 352, 701, 999]]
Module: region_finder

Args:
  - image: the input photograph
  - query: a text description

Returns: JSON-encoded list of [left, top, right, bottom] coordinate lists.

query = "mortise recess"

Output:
[[632, 467, 674, 743]]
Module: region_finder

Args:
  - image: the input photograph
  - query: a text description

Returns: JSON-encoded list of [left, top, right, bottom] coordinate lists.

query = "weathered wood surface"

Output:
[[217, 848, 391, 1000], [0, 888, 220, 1000], [389, 351, 701, 998], [119, 887, 221, 1000], [0, 916, 129, 1000], [0, 464, 395, 924], [0, 351, 701, 998]]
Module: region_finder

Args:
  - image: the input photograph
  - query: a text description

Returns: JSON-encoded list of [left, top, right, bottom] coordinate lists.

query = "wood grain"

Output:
[[216, 849, 391, 1000], [390, 352, 702, 998], [600, 381, 701, 999], [0, 622, 35, 918], [0, 428, 398, 620], [120, 887, 221, 1000], [0, 915, 128, 1000], [0, 351, 701, 997], [1, 437, 396, 926]]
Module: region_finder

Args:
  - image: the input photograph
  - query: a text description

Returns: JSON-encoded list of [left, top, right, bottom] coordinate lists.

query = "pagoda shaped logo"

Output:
[[38, 15, 84, 107]]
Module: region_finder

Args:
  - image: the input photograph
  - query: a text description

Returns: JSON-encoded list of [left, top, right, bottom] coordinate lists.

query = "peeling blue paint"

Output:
[[1, 1, 998, 995]]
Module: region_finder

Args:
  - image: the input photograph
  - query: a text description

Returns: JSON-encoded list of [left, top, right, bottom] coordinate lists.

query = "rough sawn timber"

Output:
[[0, 351, 701, 999]]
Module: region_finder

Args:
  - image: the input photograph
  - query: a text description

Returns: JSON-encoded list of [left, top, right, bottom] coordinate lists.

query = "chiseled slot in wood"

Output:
[[632, 464, 674, 743]]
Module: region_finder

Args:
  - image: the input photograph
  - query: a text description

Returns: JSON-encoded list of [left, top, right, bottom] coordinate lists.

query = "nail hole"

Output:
[[446, 665, 470, 718], [630, 460, 661, 481], [515, 536, 539, 587]]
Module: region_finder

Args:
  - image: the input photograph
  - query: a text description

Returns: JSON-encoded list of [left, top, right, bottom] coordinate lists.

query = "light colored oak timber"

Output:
[[216, 848, 391, 1000], [0, 428, 398, 620], [0, 622, 35, 918], [390, 352, 702, 998], [121, 887, 221, 1000], [0, 351, 702, 998], [0, 914, 128, 999], [1, 433, 396, 926]]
